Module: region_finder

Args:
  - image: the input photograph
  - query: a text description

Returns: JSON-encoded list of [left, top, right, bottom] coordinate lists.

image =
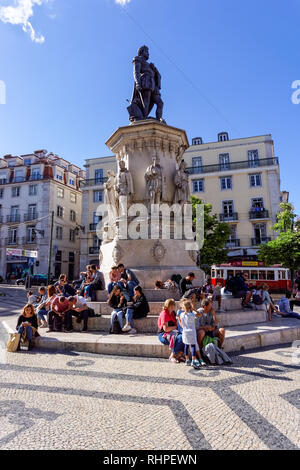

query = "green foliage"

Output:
[[258, 203, 300, 276], [191, 196, 232, 274]]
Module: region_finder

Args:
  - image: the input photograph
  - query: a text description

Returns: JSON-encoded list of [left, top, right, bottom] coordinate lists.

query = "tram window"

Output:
[[281, 271, 286, 280], [259, 271, 266, 280], [251, 271, 258, 280], [228, 270, 234, 278], [267, 271, 275, 280], [243, 270, 250, 279], [211, 269, 216, 278], [216, 270, 224, 278]]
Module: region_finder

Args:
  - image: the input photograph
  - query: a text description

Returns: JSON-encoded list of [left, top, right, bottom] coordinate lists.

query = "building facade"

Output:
[[0, 150, 85, 281], [184, 132, 282, 259], [79, 132, 285, 267], [79, 156, 117, 271]]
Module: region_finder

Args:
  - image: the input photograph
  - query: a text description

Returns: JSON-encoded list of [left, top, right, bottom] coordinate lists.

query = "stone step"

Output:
[[73, 310, 268, 333], [96, 289, 181, 302], [88, 298, 265, 315], [3, 317, 300, 357]]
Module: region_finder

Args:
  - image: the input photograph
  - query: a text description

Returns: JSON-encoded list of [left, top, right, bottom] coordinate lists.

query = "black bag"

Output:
[[252, 294, 263, 305], [111, 320, 122, 334], [87, 307, 95, 317]]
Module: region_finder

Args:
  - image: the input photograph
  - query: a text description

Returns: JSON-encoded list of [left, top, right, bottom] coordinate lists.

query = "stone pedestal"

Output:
[[100, 120, 205, 288]]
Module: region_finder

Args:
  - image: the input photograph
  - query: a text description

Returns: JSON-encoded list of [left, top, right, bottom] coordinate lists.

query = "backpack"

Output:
[[252, 294, 263, 305], [202, 343, 232, 365], [111, 319, 122, 334]]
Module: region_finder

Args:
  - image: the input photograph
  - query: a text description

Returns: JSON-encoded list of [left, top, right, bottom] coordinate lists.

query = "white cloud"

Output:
[[0, 0, 48, 43], [114, 0, 131, 5]]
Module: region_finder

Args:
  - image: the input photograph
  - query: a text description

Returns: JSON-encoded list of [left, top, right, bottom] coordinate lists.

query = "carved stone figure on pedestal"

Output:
[[145, 155, 164, 206], [115, 160, 134, 216], [127, 45, 164, 123], [103, 170, 117, 241], [173, 160, 190, 205]]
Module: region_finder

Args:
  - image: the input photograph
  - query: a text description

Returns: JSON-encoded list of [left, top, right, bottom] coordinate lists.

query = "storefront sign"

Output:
[[6, 248, 38, 258]]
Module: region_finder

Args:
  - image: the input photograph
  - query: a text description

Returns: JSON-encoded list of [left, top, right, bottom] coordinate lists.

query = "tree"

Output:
[[191, 196, 232, 274], [258, 203, 300, 280]]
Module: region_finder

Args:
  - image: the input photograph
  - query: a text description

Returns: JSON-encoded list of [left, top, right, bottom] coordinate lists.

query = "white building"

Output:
[[0, 150, 85, 281]]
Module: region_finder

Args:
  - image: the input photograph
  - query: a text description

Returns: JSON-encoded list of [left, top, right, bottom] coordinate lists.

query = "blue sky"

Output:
[[0, 0, 299, 212]]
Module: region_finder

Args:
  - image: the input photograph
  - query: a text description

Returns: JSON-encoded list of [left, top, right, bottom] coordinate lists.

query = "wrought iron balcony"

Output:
[[22, 237, 36, 245], [251, 237, 271, 246], [24, 212, 39, 222], [5, 237, 20, 246], [6, 214, 21, 223], [226, 239, 241, 247], [219, 212, 239, 222], [186, 157, 279, 175], [249, 209, 269, 220], [89, 246, 100, 255], [79, 177, 108, 188]]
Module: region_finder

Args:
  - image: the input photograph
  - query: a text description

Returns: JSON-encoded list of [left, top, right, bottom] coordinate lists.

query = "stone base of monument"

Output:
[[101, 238, 204, 289]]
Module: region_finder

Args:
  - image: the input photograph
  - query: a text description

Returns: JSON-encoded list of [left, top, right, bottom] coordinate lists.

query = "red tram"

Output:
[[211, 262, 291, 292]]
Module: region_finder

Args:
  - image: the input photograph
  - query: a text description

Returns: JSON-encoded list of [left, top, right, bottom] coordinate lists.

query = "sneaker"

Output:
[[122, 324, 132, 332], [191, 359, 201, 370], [130, 328, 137, 334], [185, 358, 192, 366], [199, 358, 207, 367]]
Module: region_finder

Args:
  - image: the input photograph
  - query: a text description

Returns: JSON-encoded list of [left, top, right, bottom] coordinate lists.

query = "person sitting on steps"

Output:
[[108, 285, 127, 333], [122, 286, 150, 334], [16, 303, 39, 351]]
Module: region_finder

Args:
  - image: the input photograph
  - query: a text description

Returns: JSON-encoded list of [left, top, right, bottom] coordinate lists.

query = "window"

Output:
[[55, 250, 62, 262], [70, 210, 76, 222], [30, 168, 41, 181], [93, 235, 101, 248], [93, 190, 103, 203], [0, 189, 3, 198], [193, 179, 204, 193], [14, 170, 24, 182], [69, 229, 76, 242], [56, 172, 63, 181], [220, 176, 232, 190], [192, 157, 202, 174], [222, 200, 234, 217], [69, 252, 75, 263], [24, 159, 31, 166], [251, 197, 264, 209], [10, 206, 19, 222], [0, 177, 6, 185], [70, 193, 76, 203], [192, 138, 203, 146], [219, 153, 230, 170], [248, 150, 259, 167], [218, 132, 229, 142], [26, 226, 36, 243], [29, 185, 37, 196], [57, 188, 64, 198], [69, 178, 75, 186], [56, 226, 63, 240], [249, 173, 262, 187], [28, 204, 37, 219], [8, 228, 17, 244], [12, 187, 20, 197], [253, 223, 267, 243], [95, 169, 103, 183], [57, 206, 64, 218]]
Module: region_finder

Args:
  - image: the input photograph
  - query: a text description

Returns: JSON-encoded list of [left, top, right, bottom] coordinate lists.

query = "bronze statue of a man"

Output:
[[127, 45, 164, 123]]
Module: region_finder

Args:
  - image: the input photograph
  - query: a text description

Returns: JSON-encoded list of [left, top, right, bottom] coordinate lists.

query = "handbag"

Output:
[[6, 333, 21, 352]]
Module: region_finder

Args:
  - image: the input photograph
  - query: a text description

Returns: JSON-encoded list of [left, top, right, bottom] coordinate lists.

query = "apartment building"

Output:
[[0, 150, 85, 280], [184, 132, 282, 259], [79, 132, 285, 266], [79, 156, 116, 271]]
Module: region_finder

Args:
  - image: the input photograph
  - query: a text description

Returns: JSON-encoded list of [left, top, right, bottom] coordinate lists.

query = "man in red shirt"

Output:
[[47, 296, 70, 332]]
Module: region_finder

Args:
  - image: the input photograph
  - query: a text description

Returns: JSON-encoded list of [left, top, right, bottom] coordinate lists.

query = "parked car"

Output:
[[16, 274, 55, 286]]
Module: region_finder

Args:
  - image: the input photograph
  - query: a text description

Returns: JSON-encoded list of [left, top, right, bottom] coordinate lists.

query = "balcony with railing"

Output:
[[226, 239, 241, 248], [186, 157, 279, 176], [79, 177, 108, 188], [89, 246, 100, 255], [6, 214, 21, 223], [251, 237, 271, 246], [22, 237, 36, 245], [24, 212, 39, 222], [219, 212, 239, 222], [5, 237, 20, 246], [249, 209, 270, 220]]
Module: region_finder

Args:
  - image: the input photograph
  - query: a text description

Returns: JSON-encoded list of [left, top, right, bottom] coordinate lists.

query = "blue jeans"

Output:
[[37, 309, 47, 322], [126, 308, 135, 328], [158, 332, 184, 354], [108, 282, 117, 294], [17, 325, 33, 341], [284, 312, 300, 320], [111, 309, 124, 329], [84, 284, 96, 300]]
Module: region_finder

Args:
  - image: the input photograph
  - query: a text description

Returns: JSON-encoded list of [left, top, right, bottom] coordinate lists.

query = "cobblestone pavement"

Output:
[[0, 285, 299, 450]]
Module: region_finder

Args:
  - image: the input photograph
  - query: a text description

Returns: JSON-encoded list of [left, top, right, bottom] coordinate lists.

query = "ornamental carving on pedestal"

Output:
[[112, 244, 123, 265], [151, 240, 166, 262]]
